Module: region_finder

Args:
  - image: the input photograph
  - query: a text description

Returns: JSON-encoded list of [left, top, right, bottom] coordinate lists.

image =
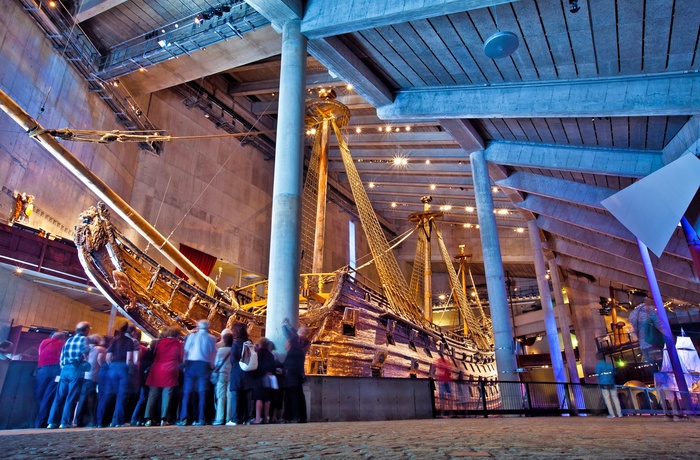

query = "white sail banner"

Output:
[[601, 153, 700, 257]]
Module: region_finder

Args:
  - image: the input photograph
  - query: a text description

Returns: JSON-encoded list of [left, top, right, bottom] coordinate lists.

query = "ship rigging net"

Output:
[[302, 100, 493, 347]]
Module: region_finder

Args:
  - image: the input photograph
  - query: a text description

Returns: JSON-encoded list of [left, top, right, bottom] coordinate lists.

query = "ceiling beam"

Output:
[[329, 131, 458, 147], [556, 255, 700, 304], [377, 73, 700, 120], [496, 171, 615, 211], [252, 94, 373, 114], [663, 115, 700, 164], [329, 161, 469, 175], [228, 72, 341, 96], [538, 216, 696, 280], [245, 0, 302, 30], [485, 141, 663, 177], [521, 196, 691, 260], [75, 0, 128, 23], [308, 36, 394, 107], [301, 0, 516, 39], [328, 148, 467, 160]]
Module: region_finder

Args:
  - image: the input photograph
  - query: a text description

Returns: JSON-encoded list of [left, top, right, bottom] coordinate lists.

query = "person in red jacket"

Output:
[[34, 332, 67, 428], [143, 327, 184, 426]]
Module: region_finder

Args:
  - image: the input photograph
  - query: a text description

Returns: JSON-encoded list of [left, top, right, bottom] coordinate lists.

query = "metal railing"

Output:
[[432, 379, 700, 418]]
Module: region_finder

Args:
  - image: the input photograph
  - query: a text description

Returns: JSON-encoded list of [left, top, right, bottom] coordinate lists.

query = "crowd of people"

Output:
[[30, 318, 308, 429]]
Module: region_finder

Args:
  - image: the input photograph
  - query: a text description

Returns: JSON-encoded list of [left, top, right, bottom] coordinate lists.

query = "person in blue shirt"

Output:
[[47, 321, 90, 428], [595, 353, 622, 418]]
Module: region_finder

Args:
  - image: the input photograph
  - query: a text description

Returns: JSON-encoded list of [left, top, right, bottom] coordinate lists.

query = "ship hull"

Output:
[[74, 203, 497, 383]]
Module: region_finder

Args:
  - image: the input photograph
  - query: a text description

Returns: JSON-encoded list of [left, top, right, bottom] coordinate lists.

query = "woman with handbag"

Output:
[[250, 337, 276, 424]]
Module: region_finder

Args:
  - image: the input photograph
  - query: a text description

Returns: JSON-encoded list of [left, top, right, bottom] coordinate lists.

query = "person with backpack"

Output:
[[228, 322, 255, 425], [629, 291, 664, 365]]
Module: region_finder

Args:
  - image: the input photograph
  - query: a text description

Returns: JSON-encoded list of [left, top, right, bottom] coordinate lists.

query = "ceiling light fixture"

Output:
[[483, 5, 519, 59]]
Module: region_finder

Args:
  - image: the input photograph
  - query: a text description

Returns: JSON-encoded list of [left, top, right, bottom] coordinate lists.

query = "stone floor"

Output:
[[2, 416, 698, 459]]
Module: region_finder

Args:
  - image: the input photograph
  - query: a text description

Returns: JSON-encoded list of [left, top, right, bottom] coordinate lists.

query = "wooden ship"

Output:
[[0, 88, 498, 384]]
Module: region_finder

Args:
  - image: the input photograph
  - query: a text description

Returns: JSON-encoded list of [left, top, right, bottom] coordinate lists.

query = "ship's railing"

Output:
[[433, 380, 700, 418], [236, 272, 339, 314]]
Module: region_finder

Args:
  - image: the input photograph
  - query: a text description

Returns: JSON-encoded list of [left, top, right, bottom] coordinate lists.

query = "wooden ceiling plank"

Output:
[[393, 21, 456, 86], [642, 0, 673, 73], [428, 16, 486, 85], [546, 118, 569, 144], [503, 119, 527, 142], [617, 0, 644, 75], [576, 118, 598, 147], [628, 116, 647, 150], [610, 117, 630, 149], [666, 0, 700, 70], [528, 118, 551, 143], [532, 0, 577, 79], [592, 117, 613, 147], [408, 19, 470, 85], [490, 119, 517, 141], [469, 8, 524, 82], [450, 11, 505, 83], [589, 0, 620, 76], [645, 116, 668, 150], [356, 29, 423, 87], [561, 118, 582, 146], [509, 0, 557, 80], [375, 25, 440, 86], [515, 119, 541, 143]]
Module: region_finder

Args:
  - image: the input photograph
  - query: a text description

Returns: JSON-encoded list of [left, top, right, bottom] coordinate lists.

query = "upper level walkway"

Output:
[[0, 416, 696, 459]]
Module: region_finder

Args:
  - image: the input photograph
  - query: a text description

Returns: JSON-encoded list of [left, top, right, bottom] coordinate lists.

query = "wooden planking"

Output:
[[516, 118, 542, 143], [576, 118, 597, 146], [617, 0, 644, 75], [530, 118, 552, 143], [405, 20, 466, 85], [593, 117, 613, 147], [610, 117, 630, 148], [564, 0, 597, 77], [510, 0, 557, 80], [490, 118, 516, 141], [590, 0, 620, 76], [428, 16, 486, 85], [533, 0, 577, 79], [398, 21, 456, 85], [628, 117, 648, 150], [645, 116, 668, 150], [375, 25, 440, 87], [503, 119, 527, 142], [356, 29, 423, 88], [561, 118, 582, 145], [643, 0, 674, 72], [546, 118, 570, 144], [449, 11, 506, 83], [667, 0, 700, 70]]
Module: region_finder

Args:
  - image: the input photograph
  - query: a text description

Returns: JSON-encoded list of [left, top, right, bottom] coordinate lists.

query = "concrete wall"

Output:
[[307, 376, 433, 421], [0, 266, 110, 335]]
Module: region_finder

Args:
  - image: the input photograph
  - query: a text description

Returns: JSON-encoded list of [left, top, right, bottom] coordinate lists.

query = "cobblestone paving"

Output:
[[2, 417, 699, 459]]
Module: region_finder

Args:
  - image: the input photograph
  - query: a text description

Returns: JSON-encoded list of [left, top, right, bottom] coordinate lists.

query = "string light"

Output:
[[391, 202, 397, 208], [368, 182, 375, 188], [430, 184, 436, 190], [405, 126, 411, 131], [355, 127, 362, 134], [465, 206, 474, 213], [515, 227, 525, 233]]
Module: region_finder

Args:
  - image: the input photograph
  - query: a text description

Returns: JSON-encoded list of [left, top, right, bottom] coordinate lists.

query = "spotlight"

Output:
[[568, 0, 581, 13], [221, 4, 231, 12], [201, 11, 212, 20], [213, 8, 223, 17]]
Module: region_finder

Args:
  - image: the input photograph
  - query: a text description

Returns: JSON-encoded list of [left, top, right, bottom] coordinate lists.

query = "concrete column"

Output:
[[548, 259, 579, 383], [637, 238, 692, 409], [527, 220, 566, 383], [265, 20, 307, 351], [469, 150, 518, 380]]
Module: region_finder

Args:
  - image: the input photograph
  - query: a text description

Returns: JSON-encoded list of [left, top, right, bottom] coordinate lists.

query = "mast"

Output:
[[0, 89, 216, 293], [409, 196, 442, 322]]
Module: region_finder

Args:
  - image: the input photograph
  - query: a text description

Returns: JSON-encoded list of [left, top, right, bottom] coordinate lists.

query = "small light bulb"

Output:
[[430, 184, 436, 190], [355, 127, 362, 134], [425, 160, 430, 165], [391, 202, 397, 208], [465, 206, 474, 213], [368, 182, 375, 188], [405, 126, 411, 131]]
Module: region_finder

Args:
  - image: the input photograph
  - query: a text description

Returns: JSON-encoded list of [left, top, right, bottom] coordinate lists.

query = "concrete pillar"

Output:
[[548, 259, 579, 383], [527, 220, 566, 383], [566, 283, 606, 381], [469, 150, 518, 380], [265, 19, 307, 351]]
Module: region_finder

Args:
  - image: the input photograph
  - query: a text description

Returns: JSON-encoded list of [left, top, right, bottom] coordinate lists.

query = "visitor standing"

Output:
[[228, 322, 251, 425], [144, 327, 184, 426], [34, 332, 66, 428], [595, 353, 622, 418], [179, 320, 217, 426], [47, 322, 90, 428]]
